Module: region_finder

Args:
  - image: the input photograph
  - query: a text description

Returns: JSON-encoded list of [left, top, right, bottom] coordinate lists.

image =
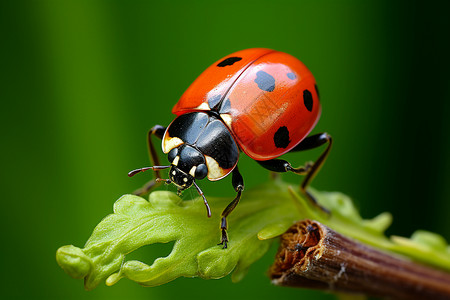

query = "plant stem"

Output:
[[269, 220, 450, 300]]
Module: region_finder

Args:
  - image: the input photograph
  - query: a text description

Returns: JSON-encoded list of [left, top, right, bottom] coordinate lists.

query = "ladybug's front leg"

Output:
[[132, 125, 167, 196], [219, 166, 244, 249]]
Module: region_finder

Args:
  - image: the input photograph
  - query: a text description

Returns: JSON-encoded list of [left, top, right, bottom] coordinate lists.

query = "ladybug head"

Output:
[[168, 165, 194, 191], [166, 145, 211, 217], [167, 145, 208, 187], [128, 144, 212, 217]]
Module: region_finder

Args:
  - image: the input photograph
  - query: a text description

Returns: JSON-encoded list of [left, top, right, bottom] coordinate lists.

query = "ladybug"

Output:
[[129, 48, 332, 248]]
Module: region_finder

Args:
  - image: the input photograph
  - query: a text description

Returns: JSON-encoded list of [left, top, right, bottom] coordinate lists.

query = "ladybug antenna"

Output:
[[128, 166, 170, 177], [193, 181, 212, 218], [156, 178, 172, 184]]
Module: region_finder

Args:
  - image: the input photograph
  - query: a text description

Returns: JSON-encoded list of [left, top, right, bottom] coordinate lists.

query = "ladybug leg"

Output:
[[256, 159, 312, 175], [293, 132, 332, 194], [257, 133, 332, 213], [132, 125, 167, 196], [218, 166, 244, 249]]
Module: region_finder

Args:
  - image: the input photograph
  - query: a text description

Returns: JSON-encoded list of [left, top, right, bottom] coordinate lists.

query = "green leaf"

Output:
[[56, 179, 450, 290]]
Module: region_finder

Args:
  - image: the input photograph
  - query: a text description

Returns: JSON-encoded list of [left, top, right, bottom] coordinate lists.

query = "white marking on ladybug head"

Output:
[[172, 155, 180, 166], [189, 166, 197, 177], [183, 177, 188, 182], [162, 134, 184, 153], [220, 113, 232, 129], [196, 102, 210, 110], [172, 170, 176, 176], [204, 155, 228, 181]]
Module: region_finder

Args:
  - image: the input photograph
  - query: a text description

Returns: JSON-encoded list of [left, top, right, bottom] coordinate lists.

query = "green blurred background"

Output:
[[2, 0, 449, 299]]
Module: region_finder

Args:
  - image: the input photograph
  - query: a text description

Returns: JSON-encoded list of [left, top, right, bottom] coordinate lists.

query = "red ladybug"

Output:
[[129, 48, 332, 248]]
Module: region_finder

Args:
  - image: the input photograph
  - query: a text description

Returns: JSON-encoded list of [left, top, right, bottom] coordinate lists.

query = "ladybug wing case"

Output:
[[172, 48, 321, 161], [172, 48, 274, 115]]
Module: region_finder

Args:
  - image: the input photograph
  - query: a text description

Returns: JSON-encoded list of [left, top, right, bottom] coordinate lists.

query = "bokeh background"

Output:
[[2, 0, 449, 299]]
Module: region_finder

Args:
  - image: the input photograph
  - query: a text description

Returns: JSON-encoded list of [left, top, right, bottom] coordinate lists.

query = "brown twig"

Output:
[[269, 220, 450, 300]]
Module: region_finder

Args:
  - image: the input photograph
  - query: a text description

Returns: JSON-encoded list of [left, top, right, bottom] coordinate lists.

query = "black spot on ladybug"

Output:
[[314, 84, 320, 99], [287, 72, 296, 80], [217, 57, 242, 67], [303, 89, 313, 112], [273, 126, 291, 148], [208, 95, 222, 110], [254, 71, 275, 92]]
